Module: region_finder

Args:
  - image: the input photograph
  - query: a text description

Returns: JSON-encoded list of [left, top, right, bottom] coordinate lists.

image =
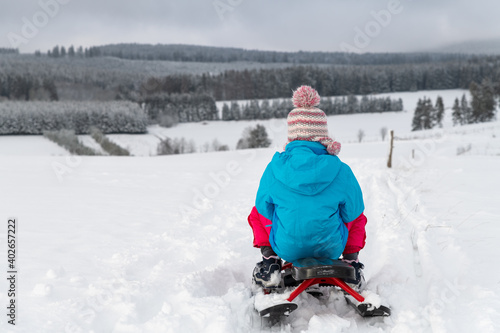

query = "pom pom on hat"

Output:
[[326, 140, 341, 155], [292, 85, 320, 108], [286, 85, 341, 156]]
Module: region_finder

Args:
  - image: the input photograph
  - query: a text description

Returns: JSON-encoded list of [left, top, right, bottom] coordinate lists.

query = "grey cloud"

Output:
[[1, 0, 500, 53]]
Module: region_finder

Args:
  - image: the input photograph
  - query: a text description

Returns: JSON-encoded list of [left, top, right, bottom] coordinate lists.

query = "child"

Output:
[[248, 85, 367, 289]]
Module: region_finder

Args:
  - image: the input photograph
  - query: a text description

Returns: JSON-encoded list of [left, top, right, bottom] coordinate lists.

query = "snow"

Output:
[[109, 89, 469, 156], [254, 289, 294, 315], [0, 89, 499, 332], [0, 135, 68, 156]]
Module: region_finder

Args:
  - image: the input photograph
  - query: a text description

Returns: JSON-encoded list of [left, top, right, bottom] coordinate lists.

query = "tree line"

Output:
[[41, 43, 477, 66], [222, 95, 403, 121], [140, 61, 500, 101], [2, 52, 500, 104], [36, 45, 102, 58], [0, 74, 58, 101], [0, 48, 18, 55], [0, 101, 148, 135], [411, 79, 498, 131], [452, 80, 497, 126], [411, 96, 445, 131], [142, 93, 219, 127]]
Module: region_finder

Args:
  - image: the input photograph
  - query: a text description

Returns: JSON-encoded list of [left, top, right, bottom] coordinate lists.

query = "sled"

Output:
[[255, 258, 391, 318]]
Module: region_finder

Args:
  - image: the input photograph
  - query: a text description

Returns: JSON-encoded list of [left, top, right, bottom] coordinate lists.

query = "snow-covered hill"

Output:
[[1, 89, 499, 332]]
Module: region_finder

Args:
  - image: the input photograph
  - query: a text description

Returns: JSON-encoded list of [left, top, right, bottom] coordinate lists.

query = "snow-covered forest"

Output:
[[1, 44, 499, 134], [42, 43, 480, 64], [2, 45, 500, 103], [0, 101, 148, 135]]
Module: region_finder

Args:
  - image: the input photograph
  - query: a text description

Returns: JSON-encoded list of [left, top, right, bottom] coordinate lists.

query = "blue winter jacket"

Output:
[[255, 141, 364, 263]]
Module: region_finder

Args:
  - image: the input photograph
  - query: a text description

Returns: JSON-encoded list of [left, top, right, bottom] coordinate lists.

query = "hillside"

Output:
[[2, 47, 499, 104], [93, 43, 473, 65], [434, 38, 500, 55], [0, 116, 499, 332], [0, 88, 499, 332]]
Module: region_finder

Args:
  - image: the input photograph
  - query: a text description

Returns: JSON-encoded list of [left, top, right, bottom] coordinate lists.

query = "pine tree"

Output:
[[242, 100, 259, 120], [346, 95, 359, 113], [451, 98, 461, 126], [422, 97, 435, 129], [480, 79, 497, 122], [469, 81, 481, 123], [230, 102, 241, 120], [411, 98, 424, 131], [248, 124, 271, 148], [236, 124, 271, 149], [434, 96, 444, 128], [68, 45, 75, 57], [271, 100, 282, 118], [460, 94, 472, 124], [221, 103, 231, 120], [52, 45, 60, 58], [412, 97, 435, 131], [259, 99, 271, 119], [470, 79, 497, 123]]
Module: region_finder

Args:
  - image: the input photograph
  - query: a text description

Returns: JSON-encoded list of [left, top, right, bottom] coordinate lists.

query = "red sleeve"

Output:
[[343, 213, 367, 254], [247, 206, 272, 248]]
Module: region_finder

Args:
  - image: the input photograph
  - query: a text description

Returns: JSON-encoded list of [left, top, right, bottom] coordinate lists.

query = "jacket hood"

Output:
[[271, 141, 342, 195]]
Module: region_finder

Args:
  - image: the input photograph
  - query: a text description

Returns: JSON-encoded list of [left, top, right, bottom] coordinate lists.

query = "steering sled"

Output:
[[253, 258, 391, 318]]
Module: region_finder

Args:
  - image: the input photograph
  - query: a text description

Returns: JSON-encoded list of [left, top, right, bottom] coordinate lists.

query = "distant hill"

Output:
[[2, 44, 499, 105], [93, 43, 473, 65], [432, 39, 500, 55]]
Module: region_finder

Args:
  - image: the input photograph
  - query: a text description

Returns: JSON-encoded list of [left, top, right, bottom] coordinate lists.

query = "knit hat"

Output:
[[285, 85, 341, 155]]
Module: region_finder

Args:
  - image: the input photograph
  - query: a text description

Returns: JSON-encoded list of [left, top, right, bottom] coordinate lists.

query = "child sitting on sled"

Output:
[[248, 85, 367, 290]]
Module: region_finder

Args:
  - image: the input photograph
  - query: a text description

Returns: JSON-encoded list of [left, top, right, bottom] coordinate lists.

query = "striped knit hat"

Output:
[[285, 86, 341, 155]]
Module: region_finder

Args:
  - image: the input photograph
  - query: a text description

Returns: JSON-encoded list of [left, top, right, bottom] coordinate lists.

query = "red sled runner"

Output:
[[255, 258, 391, 318]]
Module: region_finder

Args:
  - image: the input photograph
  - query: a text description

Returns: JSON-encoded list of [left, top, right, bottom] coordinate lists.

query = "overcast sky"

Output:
[[2, 0, 500, 54]]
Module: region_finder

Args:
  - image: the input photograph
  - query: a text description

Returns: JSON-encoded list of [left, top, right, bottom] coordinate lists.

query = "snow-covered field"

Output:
[[106, 89, 469, 156], [1, 89, 499, 332]]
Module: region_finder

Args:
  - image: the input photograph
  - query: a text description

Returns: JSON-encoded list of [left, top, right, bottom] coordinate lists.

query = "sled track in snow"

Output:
[[359, 159, 473, 332]]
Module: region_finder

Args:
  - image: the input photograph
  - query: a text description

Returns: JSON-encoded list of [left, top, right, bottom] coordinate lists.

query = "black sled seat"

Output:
[[291, 258, 356, 281]]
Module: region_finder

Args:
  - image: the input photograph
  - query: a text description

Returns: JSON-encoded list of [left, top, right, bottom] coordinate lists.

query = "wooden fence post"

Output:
[[387, 130, 394, 168]]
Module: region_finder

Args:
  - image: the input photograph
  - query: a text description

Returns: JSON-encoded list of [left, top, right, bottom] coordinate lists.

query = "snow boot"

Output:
[[253, 256, 282, 288], [343, 261, 366, 291]]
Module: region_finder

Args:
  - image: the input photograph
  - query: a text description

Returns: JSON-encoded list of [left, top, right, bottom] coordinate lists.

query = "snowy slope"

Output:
[[1, 120, 500, 332], [1, 88, 499, 332]]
